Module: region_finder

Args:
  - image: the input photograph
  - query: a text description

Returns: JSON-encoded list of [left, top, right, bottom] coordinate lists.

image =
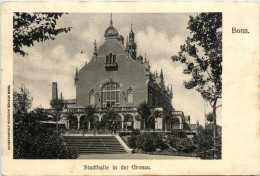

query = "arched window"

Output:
[[127, 89, 133, 104], [89, 91, 95, 105], [101, 82, 120, 107]]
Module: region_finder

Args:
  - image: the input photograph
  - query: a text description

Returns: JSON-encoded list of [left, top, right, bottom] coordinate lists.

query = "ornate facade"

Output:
[[49, 14, 191, 131]]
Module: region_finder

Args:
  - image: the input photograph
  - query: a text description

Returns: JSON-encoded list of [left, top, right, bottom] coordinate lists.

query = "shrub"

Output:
[[131, 129, 140, 136], [166, 131, 195, 153], [136, 133, 156, 152], [175, 138, 195, 153], [14, 114, 77, 159], [193, 124, 222, 159], [133, 133, 168, 152], [128, 135, 137, 148], [152, 133, 168, 150]]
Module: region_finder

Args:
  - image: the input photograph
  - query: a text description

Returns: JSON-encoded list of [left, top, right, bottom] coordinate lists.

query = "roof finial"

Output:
[[110, 13, 113, 27], [93, 40, 98, 56]]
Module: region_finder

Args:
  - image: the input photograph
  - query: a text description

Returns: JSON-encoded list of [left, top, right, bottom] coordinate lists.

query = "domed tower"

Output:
[[104, 14, 119, 39], [128, 24, 137, 59]]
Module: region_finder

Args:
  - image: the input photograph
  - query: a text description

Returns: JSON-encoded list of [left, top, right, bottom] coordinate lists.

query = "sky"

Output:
[[13, 13, 222, 125]]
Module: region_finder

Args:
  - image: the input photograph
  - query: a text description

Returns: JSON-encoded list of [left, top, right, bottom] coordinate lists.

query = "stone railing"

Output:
[[45, 106, 137, 114]]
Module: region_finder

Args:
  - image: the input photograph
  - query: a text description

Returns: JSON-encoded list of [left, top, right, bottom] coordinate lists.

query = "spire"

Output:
[[60, 92, 63, 100], [160, 68, 165, 88], [130, 23, 133, 33], [171, 84, 173, 93], [110, 13, 113, 27], [144, 53, 147, 62], [125, 36, 129, 53], [93, 40, 98, 56], [75, 67, 79, 85], [128, 22, 136, 59], [129, 23, 135, 41], [155, 70, 158, 77]]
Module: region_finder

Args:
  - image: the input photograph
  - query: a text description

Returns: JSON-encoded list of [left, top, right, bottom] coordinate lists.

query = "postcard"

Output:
[[1, 1, 259, 175]]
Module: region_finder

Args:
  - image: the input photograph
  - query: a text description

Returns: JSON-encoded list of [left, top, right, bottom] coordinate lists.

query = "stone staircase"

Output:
[[63, 135, 127, 154]]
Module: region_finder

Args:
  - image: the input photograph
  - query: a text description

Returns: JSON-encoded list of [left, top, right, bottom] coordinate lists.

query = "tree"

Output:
[[13, 88, 77, 159], [85, 105, 96, 123], [137, 101, 151, 130], [103, 109, 120, 132], [50, 98, 65, 131], [13, 86, 33, 124], [206, 112, 214, 123], [13, 12, 72, 56], [32, 107, 50, 121], [123, 114, 134, 130], [171, 13, 222, 146], [193, 124, 222, 159], [66, 112, 77, 129]]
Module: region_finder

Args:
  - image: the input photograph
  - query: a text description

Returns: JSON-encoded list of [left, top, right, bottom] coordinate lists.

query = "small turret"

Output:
[[128, 23, 137, 59], [160, 68, 165, 88], [75, 67, 79, 86], [137, 54, 143, 64], [143, 53, 150, 71], [125, 36, 129, 53], [60, 92, 63, 100], [129, 24, 135, 42]]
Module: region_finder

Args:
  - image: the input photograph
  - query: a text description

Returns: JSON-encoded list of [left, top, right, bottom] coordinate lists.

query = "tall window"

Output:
[[106, 53, 116, 64], [89, 91, 95, 105], [101, 82, 120, 107], [127, 89, 133, 104]]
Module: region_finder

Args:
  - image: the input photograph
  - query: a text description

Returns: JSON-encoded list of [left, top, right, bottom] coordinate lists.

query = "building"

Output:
[[48, 14, 192, 132]]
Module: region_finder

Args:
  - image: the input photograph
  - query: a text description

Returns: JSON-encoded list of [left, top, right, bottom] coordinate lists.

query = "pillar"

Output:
[[134, 119, 141, 130], [77, 114, 81, 129], [88, 121, 90, 130], [121, 115, 124, 130], [155, 118, 163, 130]]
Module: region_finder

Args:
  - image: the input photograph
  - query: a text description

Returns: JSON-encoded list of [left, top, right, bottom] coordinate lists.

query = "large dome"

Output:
[[104, 26, 119, 38]]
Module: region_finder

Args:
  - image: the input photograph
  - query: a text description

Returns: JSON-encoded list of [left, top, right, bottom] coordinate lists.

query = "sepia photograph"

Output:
[[1, 1, 259, 175], [13, 12, 222, 160]]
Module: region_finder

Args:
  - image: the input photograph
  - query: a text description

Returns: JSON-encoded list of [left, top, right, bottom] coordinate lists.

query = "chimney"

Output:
[[52, 82, 58, 100]]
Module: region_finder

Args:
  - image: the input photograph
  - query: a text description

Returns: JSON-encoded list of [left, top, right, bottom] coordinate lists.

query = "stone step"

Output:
[[67, 142, 121, 146], [77, 151, 126, 154], [64, 136, 126, 154]]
